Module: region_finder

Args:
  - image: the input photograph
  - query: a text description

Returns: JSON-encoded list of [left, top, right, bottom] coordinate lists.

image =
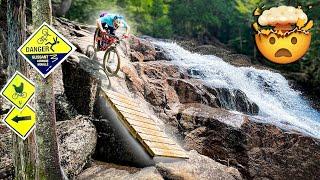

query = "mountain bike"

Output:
[[86, 29, 128, 76]]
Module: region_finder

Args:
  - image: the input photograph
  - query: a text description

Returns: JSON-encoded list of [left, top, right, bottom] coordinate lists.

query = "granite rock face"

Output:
[[176, 103, 320, 179], [123, 60, 259, 117]]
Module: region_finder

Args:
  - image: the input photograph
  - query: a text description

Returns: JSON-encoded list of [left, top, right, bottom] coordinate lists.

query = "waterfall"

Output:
[[153, 40, 320, 139]]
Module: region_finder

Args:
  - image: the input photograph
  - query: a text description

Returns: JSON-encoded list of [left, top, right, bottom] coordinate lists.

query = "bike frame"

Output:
[[95, 31, 123, 51]]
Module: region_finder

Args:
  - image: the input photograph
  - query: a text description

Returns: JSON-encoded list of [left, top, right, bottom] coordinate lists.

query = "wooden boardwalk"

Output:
[[101, 89, 188, 159]]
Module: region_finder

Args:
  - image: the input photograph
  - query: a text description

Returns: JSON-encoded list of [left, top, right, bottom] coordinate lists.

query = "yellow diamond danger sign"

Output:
[[18, 22, 76, 78], [2, 105, 36, 140], [1, 71, 35, 109]]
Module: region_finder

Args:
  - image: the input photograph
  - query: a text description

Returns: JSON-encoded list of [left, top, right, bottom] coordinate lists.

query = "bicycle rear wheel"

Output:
[[103, 47, 121, 76]]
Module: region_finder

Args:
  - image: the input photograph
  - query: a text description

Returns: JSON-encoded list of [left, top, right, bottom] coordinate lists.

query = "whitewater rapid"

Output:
[[153, 41, 320, 139]]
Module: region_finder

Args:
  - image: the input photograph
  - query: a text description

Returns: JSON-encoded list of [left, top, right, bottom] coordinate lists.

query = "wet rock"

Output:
[[154, 44, 172, 61], [129, 35, 156, 62], [0, 116, 97, 179], [57, 115, 97, 178], [168, 78, 219, 108], [176, 103, 320, 179], [62, 56, 100, 116], [187, 68, 206, 79], [124, 60, 258, 115], [156, 150, 242, 180], [205, 87, 259, 115]]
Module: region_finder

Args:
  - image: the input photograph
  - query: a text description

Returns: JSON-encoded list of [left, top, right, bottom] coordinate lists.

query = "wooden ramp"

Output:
[[101, 89, 188, 159]]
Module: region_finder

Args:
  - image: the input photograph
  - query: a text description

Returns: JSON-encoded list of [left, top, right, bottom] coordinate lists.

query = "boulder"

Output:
[[0, 116, 97, 179], [156, 150, 242, 180], [78, 163, 163, 180], [57, 116, 97, 178], [168, 78, 220, 108], [204, 87, 259, 115], [55, 94, 78, 121], [78, 151, 242, 180], [125, 61, 186, 108], [62, 55, 100, 116], [154, 44, 173, 61], [176, 103, 320, 179], [129, 36, 157, 62]]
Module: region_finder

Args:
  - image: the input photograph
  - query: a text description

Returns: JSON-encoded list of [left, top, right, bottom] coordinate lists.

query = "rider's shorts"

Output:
[[101, 23, 116, 35]]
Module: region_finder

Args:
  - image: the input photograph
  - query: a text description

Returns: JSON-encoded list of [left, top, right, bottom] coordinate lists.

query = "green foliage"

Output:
[[65, 0, 117, 23]]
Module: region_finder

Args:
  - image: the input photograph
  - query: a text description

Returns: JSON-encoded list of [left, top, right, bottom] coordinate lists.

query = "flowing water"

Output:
[[153, 40, 320, 139]]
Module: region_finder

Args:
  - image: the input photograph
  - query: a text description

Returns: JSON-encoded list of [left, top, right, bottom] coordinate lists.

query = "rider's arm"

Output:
[[125, 24, 130, 36], [96, 18, 105, 32], [122, 21, 130, 36]]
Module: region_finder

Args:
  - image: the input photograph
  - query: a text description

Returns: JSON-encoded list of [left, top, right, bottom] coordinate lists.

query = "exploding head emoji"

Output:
[[253, 6, 313, 64]]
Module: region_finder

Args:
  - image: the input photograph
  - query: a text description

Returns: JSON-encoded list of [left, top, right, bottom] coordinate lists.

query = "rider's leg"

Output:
[[97, 23, 107, 50], [108, 26, 116, 36]]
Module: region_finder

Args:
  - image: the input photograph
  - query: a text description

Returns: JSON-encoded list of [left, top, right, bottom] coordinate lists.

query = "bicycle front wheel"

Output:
[[103, 47, 121, 76]]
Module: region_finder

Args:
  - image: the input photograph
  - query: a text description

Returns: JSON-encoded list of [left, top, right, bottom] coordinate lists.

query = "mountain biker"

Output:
[[96, 13, 130, 42]]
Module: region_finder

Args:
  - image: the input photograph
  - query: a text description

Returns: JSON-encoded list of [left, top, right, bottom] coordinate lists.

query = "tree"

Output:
[[32, 0, 66, 179], [7, 0, 38, 179]]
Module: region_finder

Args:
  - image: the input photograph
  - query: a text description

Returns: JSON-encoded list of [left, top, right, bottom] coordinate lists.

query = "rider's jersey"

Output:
[[99, 14, 128, 29]]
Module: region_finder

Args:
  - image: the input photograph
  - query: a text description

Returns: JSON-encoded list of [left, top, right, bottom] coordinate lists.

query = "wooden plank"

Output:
[[132, 125, 167, 138], [126, 117, 156, 126], [111, 97, 141, 109], [121, 112, 156, 124], [117, 106, 150, 119], [113, 102, 145, 114], [144, 140, 184, 152], [106, 90, 136, 102], [152, 148, 188, 158], [102, 90, 189, 159], [138, 133, 176, 145], [107, 94, 138, 107], [126, 119, 159, 131]]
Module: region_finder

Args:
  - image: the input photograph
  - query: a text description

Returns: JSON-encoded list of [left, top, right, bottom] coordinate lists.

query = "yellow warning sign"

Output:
[[0, 71, 35, 109], [2, 105, 36, 140], [18, 22, 76, 78]]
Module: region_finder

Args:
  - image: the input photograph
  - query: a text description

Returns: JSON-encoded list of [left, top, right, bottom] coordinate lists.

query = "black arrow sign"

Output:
[[12, 116, 31, 123]]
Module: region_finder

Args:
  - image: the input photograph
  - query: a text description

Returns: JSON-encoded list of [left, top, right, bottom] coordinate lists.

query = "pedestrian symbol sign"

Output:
[[18, 22, 76, 78], [0, 71, 35, 109], [2, 105, 36, 140]]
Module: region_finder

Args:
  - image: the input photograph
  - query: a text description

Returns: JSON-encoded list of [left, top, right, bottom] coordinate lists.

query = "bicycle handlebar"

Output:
[[100, 31, 128, 41]]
